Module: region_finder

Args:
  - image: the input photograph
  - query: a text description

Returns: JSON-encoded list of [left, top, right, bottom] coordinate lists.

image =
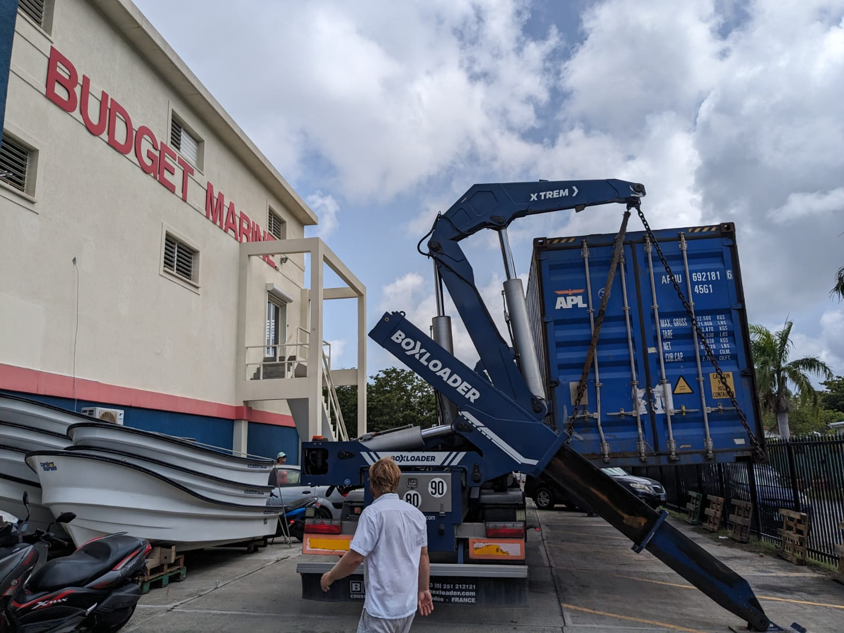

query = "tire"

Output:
[[290, 520, 304, 542], [90, 606, 136, 633], [533, 487, 555, 510], [316, 506, 333, 520]]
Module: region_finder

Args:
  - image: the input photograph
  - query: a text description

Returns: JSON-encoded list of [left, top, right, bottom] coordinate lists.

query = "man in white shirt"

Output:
[[321, 457, 433, 632]]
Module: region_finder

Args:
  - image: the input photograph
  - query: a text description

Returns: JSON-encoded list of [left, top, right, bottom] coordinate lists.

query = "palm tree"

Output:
[[833, 266, 844, 301], [749, 321, 833, 440]]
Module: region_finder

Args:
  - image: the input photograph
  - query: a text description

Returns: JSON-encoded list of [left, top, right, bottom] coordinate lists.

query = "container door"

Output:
[[638, 231, 756, 463], [540, 241, 654, 461]]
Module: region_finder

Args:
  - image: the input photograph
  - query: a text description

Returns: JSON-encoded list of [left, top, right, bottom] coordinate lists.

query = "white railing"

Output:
[[321, 341, 349, 441], [244, 330, 349, 442]]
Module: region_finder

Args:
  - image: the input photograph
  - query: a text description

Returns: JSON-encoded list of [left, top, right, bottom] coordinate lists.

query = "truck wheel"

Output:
[[534, 487, 555, 510]]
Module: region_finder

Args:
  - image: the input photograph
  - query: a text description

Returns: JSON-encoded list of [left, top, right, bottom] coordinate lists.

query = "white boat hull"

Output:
[[67, 447, 272, 506], [0, 394, 89, 435], [0, 475, 68, 538], [0, 445, 39, 484], [27, 452, 281, 551], [0, 423, 69, 452], [69, 423, 273, 487]]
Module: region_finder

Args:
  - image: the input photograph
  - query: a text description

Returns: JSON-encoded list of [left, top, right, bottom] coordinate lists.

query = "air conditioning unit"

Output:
[[81, 407, 125, 425]]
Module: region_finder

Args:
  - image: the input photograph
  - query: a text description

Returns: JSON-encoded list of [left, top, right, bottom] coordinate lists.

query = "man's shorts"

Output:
[[357, 608, 415, 633]]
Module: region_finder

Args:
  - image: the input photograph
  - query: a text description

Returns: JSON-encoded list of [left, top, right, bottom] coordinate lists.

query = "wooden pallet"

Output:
[[727, 499, 753, 543], [139, 555, 186, 594], [702, 495, 724, 532], [833, 521, 843, 584], [685, 492, 704, 525], [777, 509, 809, 566], [218, 535, 269, 553]]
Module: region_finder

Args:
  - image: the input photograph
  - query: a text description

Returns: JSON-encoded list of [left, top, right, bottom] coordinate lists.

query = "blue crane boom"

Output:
[[300, 178, 777, 631]]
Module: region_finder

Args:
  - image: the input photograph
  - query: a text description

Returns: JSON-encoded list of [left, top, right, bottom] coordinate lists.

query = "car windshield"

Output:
[[601, 467, 628, 477]]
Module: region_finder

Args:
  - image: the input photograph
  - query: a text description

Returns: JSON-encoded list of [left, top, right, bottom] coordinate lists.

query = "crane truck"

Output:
[[296, 179, 781, 632]]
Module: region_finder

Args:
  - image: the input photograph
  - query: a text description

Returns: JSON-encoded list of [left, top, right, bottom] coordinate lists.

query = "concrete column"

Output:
[[307, 242, 324, 439], [357, 292, 367, 435], [233, 419, 248, 456]]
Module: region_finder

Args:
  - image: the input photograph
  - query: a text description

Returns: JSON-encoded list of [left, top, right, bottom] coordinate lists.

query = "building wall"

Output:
[[0, 1, 317, 444]]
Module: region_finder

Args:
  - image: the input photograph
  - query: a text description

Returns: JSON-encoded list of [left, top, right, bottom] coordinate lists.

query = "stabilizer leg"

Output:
[[542, 443, 774, 632]]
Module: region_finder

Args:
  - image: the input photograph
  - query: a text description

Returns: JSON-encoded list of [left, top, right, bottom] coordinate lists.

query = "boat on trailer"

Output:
[[27, 451, 282, 551], [68, 422, 274, 486]]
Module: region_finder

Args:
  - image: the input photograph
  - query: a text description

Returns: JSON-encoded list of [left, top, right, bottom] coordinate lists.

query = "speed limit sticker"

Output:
[[428, 478, 447, 498], [403, 491, 422, 507]]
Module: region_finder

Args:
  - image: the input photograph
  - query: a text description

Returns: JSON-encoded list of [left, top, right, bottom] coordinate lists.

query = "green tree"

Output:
[[787, 403, 844, 436], [334, 384, 359, 438], [832, 266, 844, 301], [820, 375, 844, 414], [367, 367, 437, 433], [750, 321, 833, 440], [333, 368, 438, 438]]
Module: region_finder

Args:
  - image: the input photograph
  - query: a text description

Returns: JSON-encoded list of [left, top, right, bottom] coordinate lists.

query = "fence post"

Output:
[[785, 440, 802, 514], [746, 460, 763, 536]]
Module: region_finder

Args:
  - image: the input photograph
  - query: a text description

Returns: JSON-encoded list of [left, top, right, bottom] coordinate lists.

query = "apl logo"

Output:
[[554, 289, 586, 309]]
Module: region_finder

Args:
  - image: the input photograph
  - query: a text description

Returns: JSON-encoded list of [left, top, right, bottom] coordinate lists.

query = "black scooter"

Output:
[[0, 493, 151, 632]]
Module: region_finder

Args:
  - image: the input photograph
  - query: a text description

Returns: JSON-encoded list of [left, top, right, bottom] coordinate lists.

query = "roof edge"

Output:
[[89, 0, 318, 226]]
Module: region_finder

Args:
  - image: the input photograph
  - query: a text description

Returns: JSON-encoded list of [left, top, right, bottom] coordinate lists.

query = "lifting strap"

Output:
[[566, 206, 633, 443]]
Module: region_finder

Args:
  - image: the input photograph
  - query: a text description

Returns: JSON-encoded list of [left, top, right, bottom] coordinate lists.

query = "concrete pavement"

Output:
[[125, 506, 844, 632]]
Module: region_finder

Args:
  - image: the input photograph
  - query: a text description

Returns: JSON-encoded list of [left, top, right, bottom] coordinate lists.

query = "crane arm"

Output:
[[426, 179, 645, 415]]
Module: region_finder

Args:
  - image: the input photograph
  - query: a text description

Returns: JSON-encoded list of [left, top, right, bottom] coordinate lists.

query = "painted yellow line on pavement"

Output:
[[562, 603, 706, 632], [565, 569, 844, 610], [757, 596, 844, 610]]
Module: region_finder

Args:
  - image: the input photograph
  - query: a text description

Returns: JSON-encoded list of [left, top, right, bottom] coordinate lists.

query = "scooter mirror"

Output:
[[56, 512, 76, 524], [21, 491, 30, 523]]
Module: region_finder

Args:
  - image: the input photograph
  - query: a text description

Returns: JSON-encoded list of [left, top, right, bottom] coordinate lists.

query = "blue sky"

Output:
[[134, 0, 844, 380]]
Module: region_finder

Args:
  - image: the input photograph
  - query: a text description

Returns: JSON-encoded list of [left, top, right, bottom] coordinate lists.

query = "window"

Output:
[[268, 208, 286, 240], [170, 116, 200, 166], [0, 134, 32, 194], [163, 233, 198, 283], [19, 0, 47, 28], [265, 296, 287, 358]]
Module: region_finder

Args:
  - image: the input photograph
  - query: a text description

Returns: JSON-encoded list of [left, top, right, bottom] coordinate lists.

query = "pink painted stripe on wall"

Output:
[[0, 363, 295, 428]]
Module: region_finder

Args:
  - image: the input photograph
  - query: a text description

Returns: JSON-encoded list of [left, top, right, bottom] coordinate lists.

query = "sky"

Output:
[[134, 0, 844, 381]]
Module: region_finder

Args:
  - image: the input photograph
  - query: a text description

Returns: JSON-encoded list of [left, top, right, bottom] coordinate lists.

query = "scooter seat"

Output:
[[29, 535, 146, 592]]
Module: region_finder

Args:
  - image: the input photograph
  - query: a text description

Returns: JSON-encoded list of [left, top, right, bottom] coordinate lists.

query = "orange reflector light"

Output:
[[302, 533, 352, 555], [485, 522, 525, 539], [468, 538, 525, 561], [312, 435, 325, 440], [304, 519, 342, 534]]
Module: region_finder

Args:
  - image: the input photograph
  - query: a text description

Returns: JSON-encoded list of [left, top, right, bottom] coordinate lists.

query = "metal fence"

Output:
[[631, 435, 844, 566]]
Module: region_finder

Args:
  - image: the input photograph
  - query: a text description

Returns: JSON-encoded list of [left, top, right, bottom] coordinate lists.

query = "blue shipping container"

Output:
[[526, 222, 764, 467]]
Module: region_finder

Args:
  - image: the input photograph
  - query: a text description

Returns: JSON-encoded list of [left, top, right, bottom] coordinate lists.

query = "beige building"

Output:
[[0, 0, 366, 459]]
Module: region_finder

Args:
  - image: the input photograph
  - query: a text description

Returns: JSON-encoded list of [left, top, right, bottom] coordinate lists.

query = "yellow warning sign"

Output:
[[673, 376, 693, 395], [709, 372, 735, 399]]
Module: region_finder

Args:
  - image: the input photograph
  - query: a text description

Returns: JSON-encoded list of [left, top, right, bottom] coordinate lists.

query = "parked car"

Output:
[[525, 467, 666, 510], [727, 464, 812, 530], [266, 465, 362, 520]]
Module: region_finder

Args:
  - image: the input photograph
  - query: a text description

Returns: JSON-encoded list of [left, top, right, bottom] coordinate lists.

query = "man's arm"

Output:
[[320, 549, 365, 592], [417, 547, 433, 616]]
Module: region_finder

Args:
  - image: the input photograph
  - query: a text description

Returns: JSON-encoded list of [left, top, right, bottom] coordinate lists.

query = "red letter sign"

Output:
[[205, 182, 226, 228], [45, 47, 78, 113], [134, 126, 159, 176], [176, 156, 194, 202], [107, 99, 134, 154], [157, 142, 178, 194]]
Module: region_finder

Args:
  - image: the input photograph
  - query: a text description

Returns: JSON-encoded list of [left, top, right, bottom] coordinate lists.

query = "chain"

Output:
[[636, 208, 765, 461], [566, 208, 632, 443]]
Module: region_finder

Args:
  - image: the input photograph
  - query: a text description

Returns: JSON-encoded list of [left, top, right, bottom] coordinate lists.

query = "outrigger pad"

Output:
[[729, 623, 796, 633]]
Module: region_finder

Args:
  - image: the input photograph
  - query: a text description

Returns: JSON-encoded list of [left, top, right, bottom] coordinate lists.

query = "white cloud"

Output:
[[769, 188, 844, 223], [325, 338, 347, 368], [306, 192, 340, 237], [134, 0, 844, 376]]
